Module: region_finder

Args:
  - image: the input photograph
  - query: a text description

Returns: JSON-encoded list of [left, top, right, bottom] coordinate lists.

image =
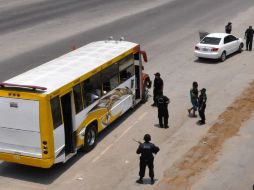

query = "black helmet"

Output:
[[144, 134, 151, 142], [193, 81, 198, 87]]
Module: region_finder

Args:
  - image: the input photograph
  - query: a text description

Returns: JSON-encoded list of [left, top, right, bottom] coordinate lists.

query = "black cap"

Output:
[[144, 134, 151, 142], [193, 81, 198, 87], [154, 72, 160, 77], [228, 22, 232, 24]]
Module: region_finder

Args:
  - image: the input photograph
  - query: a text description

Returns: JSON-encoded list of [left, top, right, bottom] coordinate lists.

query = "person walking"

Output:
[[225, 22, 232, 34], [136, 134, 160, 185], [188, 81, 199, 117], [245, 26, 254, 51], [151, 72, 163, 107], [157, 92, 170, 128], [198, 88, 207, 125]]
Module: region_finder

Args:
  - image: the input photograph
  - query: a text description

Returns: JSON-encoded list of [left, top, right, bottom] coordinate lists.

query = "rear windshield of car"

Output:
[[200, 37, 221, 45]]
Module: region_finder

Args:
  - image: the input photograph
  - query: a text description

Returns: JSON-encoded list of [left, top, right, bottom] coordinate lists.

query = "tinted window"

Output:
[[201, 37, 221, 45], [228, 35, 237, 41], [101, 63, 119, 94], [82, 72, 101, 107], [73, 84, 83, 113], [50, 97, 62, 129], [224, 36, 231, 44], [120, 65, 134, 83], [119, 55, 134, 83]]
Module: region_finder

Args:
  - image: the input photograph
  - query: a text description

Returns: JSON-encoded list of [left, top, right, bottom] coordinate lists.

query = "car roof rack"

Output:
[[0, 82, 47, 91]]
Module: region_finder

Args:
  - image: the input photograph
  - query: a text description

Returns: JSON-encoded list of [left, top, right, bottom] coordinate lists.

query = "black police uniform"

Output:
[[136, 141, 160, 183], [225, 23, 232, 34], [157, 95, 170, 128], [245, 27, 254, 51], [198, 92, 207, 124], [153, 75, 163, 106]]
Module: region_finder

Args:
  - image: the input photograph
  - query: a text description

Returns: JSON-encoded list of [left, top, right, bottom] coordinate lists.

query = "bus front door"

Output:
[[61, 92, 75, 155]]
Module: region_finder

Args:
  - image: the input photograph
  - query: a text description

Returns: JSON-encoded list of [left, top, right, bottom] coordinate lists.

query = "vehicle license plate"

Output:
[[202, 48, 208, 52]]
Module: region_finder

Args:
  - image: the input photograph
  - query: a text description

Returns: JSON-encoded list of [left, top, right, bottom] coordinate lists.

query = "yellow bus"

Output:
[[0, 40, 151, 168]]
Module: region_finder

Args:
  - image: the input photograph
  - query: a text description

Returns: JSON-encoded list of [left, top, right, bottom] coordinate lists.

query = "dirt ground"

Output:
[[156, 80, 254, 190]]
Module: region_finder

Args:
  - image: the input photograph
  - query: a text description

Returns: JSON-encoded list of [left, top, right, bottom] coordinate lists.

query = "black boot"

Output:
[[136, 178, 143, 184], [151, 178, 155, 185]]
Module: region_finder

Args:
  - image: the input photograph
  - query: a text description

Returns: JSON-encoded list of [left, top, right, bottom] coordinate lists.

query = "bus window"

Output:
[[101, 63, 119, 95], [50, 97, 62, 129], [82, 73, 101, 107], [73, 84, 83, 113], [119, 55, 134, 83], [120, 65, 134, 83]]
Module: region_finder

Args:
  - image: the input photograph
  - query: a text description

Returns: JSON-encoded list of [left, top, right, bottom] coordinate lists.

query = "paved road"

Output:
[[0, 0, 254, 190]]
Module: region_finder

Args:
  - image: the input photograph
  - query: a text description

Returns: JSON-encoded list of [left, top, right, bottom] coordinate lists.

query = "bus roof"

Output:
[[4, 40, 138, 95]]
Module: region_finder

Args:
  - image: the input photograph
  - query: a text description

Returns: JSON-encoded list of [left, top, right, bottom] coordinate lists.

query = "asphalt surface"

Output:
[[0, 0, 254, 190]]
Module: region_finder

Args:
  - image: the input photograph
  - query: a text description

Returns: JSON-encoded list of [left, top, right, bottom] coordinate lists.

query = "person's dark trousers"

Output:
[[159, 115, 168, 127], [153, 89, 159, 105], [139, 159, 154, 179], [164, 115, 169, 127], [246, 38, 253, 50], [199, 108, 206, 123], [158, 116, 163, 127], [249, 39, 253, 50]]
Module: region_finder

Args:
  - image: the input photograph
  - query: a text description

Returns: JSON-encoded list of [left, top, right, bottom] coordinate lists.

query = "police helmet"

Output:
[[193, 81, 198, 87], [144, 134, 151, 142]]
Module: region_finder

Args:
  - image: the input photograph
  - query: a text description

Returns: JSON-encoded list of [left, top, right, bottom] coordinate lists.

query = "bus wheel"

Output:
[[82, 125, 97, 152]]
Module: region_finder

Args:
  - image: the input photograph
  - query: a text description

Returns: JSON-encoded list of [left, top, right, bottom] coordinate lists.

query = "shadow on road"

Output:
[[0, 102, 144, 185]]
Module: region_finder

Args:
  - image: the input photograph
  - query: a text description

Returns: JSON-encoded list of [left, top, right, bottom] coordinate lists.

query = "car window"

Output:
[[224, 36, 231, 44], [229, 35, 237, 41], [200, 37, 221, 45]]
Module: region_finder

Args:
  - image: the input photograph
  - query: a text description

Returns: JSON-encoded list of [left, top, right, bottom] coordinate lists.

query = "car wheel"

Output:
[[238, 43, 243, 53], [220, 52, 226, 62], [82, 125, 97, 152]]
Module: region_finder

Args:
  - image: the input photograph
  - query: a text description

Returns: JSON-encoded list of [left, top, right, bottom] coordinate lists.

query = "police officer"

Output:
[[198, 88, 207, 125], [245, 26, 254, 51], [225, 22, 232, 34], [136, 134, 160, 185], [157, 92, 170, 128], [151, 72, 163, 107]]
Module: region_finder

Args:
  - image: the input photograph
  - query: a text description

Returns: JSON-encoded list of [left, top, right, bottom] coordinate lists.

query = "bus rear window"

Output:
[[50, 97, 62, 129]]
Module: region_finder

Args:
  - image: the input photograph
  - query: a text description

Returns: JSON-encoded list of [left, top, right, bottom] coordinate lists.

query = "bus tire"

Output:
[[82, 125, 97, 152]]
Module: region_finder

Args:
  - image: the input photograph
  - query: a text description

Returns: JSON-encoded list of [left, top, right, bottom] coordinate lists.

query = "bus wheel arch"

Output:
[[81, 121, 98, 152]]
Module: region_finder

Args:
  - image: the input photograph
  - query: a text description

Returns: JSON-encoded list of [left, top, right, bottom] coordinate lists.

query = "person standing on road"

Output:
[[198, 88, 207, 125], [245, 26, 254, 51], [188, 81, 199, 117], [157, 92, 170, 128], [136, 134, 160, 185], [151, 72, 163, 107], [225, 22, 232, 34]]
